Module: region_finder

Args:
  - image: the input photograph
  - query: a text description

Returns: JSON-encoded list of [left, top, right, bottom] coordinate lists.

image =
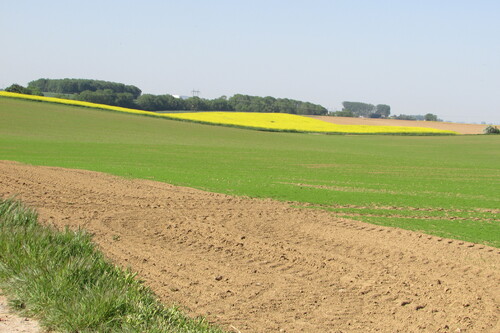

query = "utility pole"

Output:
[[191, 89, 200, 97]]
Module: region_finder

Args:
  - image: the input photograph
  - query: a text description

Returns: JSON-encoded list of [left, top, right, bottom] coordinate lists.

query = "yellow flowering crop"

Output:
[[0, 91, 152, 116], [165, 112, 457, 134], [0, 91, 456, 134]]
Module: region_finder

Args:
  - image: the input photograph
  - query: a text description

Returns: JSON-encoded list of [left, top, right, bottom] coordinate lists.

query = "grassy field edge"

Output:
[[0, 198, 225, 333]]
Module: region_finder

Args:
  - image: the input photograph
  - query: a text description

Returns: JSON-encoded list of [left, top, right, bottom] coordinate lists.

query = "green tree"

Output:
[[331, 110, 355, 117], [392, 114, 417, 120], [483, 125, 500, 134], [185, 97, 208, 111], [375, 104, 391, 117], [76, 89, 115, 105], [5, 84, 43, 96], [209, 96, 232, 111], [424, 113, 438, 121], [342, 101, 376, 117], [228, 94, 327, 115], [28, 78, 141, 98], [114, 93, 136, 108], [135, 94, 159, 111]]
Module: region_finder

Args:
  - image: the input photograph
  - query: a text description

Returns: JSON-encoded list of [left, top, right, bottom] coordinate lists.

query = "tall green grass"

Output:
[[0, 198, 224, 332], [0, 97, 499, 246]]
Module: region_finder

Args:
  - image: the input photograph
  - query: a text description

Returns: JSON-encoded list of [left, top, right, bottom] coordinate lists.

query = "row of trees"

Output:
[[75, 89, 137, 108], [331, 101, 391, 118], [135, 94, 231, 112], [8, 78, 328, 115], [4, 83, 43, 96], [5, 80, 443, 121], [392, 113, 440, 121], [4, 78, 450, 121], [19, 79, 461, 119], [135, 94, 328, 115], [28, 78, 142, 99], [330, 101, 441, 121], [229, 94, 327, 115]]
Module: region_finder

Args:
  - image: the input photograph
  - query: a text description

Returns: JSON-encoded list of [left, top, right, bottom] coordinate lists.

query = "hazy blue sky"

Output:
[[1, 0, 499, 123]]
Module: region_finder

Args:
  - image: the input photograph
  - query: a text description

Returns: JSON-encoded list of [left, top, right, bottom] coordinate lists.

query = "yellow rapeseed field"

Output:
[[0, 91, 456, 134], [165, 112, 457, 134], [0, 91, 151, 116]]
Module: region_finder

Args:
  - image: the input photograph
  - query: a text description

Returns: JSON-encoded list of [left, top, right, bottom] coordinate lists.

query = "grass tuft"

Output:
[[0, 198, 225, 333]]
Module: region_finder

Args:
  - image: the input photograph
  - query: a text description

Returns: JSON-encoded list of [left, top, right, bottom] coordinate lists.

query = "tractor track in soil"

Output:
[[0, 161, 498, 332]]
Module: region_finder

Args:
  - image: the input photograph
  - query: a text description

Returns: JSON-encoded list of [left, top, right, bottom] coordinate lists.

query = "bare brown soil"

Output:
[[306, 116, 494, 134], [1, 161, 499, 333], [0, 291, 41, 333]]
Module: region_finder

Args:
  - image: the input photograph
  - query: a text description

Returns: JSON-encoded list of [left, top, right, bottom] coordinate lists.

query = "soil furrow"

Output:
[[0, 161, 498, 332]]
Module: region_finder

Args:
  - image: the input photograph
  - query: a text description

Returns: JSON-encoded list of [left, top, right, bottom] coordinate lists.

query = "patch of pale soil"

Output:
[[0, 161, 499, 333], [0, 292, 41, 333], [306, 116, 494, 134]]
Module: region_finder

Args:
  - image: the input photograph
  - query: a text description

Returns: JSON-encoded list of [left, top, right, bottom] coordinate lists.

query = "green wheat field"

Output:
[[1, 96, 499, 246]]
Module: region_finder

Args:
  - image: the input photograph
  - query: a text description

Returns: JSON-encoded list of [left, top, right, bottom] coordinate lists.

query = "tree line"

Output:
[[392, 113, 440, 121], [4, 83, 43, 96], [329, 101, 391, 118], [28, 78, 142, 98], [4, 79, 443, 120], [136, 94, 327, 115], [330, 101, 440, 121], [4, 79, 328, 115]]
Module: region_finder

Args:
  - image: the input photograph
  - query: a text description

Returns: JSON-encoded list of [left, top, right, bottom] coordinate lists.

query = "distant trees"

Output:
[[75, 90, 136, 108], [392, 114, 417, 120], [13, 78, 328, 115], [134, 93, 327, 115], [185, 97, 209, 111], [483, 125, 500, 134], [229, 94, 327, 115], [4, 84, 43, 96], [28, 78, 142, 98], [424, 113, 438, 121], [208, 96, 232, 111], [338, 101, 446, 122], [375, 104, 391, 118], [340, 101, 391, 118], [390, 113, 442, 121], [342, 102, 375, 117], [5, 78, 452, 122], [135, 94, 183, 111], [23, 78, 142, 108], [329, 109, 355, 117]]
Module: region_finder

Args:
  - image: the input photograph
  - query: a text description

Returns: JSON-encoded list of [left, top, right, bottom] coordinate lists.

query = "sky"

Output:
[[1, 0, 499, 123]]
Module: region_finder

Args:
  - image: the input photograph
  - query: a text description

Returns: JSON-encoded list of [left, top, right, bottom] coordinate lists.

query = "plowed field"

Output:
[[307, 116, 491, 134], [1, 161, 499, 332]]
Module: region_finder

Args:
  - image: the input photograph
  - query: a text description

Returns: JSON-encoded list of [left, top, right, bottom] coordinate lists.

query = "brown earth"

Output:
[[0, 291, 41, 333], [0, 160, 499, 333], [306, 116, 494, 134]]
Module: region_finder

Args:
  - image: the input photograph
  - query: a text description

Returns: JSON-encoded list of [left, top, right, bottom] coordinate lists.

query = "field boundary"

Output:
[[307, 115, 494, 135], [0, 92, 456, 135], [0, 198, 224, 333], [1, 162, 499, 332]]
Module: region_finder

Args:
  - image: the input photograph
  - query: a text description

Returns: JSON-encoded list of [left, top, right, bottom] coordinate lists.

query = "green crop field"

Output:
[[1, 97, 499, 246]]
